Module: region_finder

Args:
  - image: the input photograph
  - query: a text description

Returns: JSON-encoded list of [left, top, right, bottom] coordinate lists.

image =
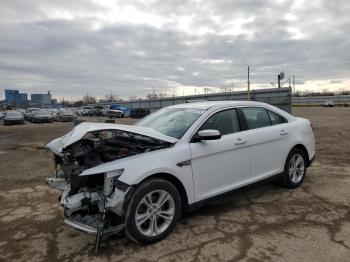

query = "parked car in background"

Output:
[[3, 110, 24, 125], [0, 111, 4, 120], [324, 100, 334, 107], [82, 106, 95, 116], [108, 107, 123, 118], [130, 108, 150, 118], [94, 105, 104, 116], [24, 108, 40, 121], [110, 104, 130, 117], [76, 107, 84, 116], [101, 105, 110, 117], [46, 101, 315, 250], [69, 108, 79, 116], [31, 110, 53, 123], [48, 109, 58, 121], [57, 109, 76, 122], [17, 109, 26, 115]]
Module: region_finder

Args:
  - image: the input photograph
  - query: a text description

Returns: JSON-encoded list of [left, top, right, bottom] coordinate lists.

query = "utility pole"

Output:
[[247, 66, 250, 100], [278, 74, 281, 88], [293, 75, 295, 95]]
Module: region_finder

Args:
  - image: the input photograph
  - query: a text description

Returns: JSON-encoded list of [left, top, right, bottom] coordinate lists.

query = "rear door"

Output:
[[239, 107, 289, 181], [189, 108, 250, 201]]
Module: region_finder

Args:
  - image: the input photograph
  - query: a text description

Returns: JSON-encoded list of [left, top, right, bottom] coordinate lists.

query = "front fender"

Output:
[[80, 143, 195, 204]]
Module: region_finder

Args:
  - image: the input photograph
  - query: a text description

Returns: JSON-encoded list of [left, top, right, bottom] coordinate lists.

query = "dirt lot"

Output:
[[0, 108, 349, 261]]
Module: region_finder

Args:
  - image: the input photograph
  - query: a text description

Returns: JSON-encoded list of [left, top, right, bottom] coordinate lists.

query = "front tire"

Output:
[[281, 148, 307, 188], [125, 178, 181, 245]]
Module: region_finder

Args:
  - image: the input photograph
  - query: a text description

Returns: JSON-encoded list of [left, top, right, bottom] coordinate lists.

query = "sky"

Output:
[[0, 0, 349, 100]]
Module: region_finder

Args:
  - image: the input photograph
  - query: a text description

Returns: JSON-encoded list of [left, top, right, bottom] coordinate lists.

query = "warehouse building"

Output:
[[4, 89, 28, 108], [31, 91, 52, 108]]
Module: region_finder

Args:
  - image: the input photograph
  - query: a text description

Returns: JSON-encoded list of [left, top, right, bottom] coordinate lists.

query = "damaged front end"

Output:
[[61, 173, 131, 251], [45, 123, 175, 250]]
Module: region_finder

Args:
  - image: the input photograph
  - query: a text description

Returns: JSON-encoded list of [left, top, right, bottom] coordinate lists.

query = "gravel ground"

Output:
[[0, 108, 349, 261]]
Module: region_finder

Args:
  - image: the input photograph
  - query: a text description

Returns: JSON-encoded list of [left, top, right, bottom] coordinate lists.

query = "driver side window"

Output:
[[199, 109, 240, 135]]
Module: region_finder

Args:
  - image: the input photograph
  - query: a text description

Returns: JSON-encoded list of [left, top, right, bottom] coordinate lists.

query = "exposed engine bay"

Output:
[[46, 127, 173, 250], [54, 129, 171, 193]]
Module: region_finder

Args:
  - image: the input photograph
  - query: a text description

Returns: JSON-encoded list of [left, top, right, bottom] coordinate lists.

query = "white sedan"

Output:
[[46, 101, 315, 250]]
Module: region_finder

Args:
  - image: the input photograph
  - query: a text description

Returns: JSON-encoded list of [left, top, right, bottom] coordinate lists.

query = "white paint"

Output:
[[48, 101, 315, 206]]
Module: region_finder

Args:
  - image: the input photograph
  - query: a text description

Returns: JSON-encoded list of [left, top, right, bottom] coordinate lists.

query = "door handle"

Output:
[[280, 129, 288, 136], [234, 138, 247, 145]]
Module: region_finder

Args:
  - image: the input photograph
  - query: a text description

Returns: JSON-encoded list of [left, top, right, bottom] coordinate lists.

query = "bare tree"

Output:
[[83, 94, 96, 104], [106, 93, 119, 102], [146, 93, 158, 99]]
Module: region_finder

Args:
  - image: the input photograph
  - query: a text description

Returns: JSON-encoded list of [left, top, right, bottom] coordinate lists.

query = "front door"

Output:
[[189, 109, 250, 201]]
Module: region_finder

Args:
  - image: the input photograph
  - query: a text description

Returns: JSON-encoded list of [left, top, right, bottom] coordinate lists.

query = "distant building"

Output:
[[31, 91, 52, 108], [4, 89, 28, 108]]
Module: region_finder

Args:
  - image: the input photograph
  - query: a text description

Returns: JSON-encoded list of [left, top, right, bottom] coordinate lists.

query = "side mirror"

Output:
[[193, 129, 221, 142]]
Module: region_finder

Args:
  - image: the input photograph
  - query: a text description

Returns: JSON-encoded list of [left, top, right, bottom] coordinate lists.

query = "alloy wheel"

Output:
[[135, 190, 175, 237], [288, 153, 305, 183]]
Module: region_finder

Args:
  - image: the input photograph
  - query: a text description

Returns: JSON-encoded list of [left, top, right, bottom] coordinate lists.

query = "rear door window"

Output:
[[242, 107, 271, 130]]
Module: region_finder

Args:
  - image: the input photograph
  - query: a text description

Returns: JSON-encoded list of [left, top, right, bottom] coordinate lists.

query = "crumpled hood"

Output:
[[46, 122, 178, 154]]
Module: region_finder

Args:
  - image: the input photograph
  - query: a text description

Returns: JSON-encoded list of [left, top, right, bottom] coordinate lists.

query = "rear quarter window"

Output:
[[267, 110, 287, 125]]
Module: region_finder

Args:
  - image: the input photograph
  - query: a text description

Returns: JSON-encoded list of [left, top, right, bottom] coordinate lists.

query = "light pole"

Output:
[[278, 71, 285, 88]]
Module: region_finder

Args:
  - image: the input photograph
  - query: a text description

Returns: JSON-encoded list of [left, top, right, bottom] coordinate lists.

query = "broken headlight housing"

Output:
[[103, 169, 124, 196]]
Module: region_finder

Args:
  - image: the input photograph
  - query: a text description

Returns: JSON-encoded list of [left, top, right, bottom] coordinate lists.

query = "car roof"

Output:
[[167, 100, 273, 110]]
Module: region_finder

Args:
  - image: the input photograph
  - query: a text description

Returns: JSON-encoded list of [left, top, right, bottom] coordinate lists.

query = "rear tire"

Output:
[[125, 178, 181, 245], [281, 148, 307, 188]]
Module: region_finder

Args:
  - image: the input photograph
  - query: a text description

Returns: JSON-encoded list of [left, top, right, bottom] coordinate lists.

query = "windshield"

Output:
[[33, 111, 46, 115], [135, 108, 203, 139], [27, 108, 39, 113], [6, 111, 21, 117], [61, 110, 73, 114]]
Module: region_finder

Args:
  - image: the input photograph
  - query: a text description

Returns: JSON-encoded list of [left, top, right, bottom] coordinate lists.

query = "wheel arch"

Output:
[[290, 144, 310, 167], [139, 173, 189, 212]]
